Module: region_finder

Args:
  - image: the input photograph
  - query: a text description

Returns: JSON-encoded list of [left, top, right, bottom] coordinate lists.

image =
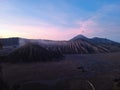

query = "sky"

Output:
[[0, 0, 120, 42]]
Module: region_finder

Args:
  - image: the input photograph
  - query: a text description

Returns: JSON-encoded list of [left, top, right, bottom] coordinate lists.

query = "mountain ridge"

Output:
[[0, 35, 120, 45], [0, 34, 120, 54]]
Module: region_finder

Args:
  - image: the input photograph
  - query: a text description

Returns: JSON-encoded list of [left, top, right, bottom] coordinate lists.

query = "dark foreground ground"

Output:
[[0, 52, 120, 90]]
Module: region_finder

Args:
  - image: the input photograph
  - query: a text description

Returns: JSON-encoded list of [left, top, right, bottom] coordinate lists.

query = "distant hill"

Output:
[[0, 38, 19, 47]]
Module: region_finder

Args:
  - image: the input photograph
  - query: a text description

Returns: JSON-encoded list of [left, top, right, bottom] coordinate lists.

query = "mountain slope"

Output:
[[7, 43, 63, 62], [91, 37, 120, 45], [47, 39, 109, 54]]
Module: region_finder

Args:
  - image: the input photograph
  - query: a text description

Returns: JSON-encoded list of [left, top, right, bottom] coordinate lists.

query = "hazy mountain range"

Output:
[[0, 35, 120, 62], [0, 34, 120, 54]]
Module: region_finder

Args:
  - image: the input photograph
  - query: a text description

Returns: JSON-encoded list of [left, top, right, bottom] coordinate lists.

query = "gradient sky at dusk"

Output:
[[0, 0, 120, 42]]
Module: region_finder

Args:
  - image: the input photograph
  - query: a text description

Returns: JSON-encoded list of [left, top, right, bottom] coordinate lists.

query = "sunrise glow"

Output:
[[0, 0, 120, 41]]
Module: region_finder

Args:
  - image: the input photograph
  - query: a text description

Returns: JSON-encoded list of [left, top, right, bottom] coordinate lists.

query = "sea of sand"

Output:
[[1, 52, 120, 90]]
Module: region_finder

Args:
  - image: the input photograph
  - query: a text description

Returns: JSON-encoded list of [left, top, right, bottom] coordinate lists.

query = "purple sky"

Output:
[[0, 0, 120, 42]]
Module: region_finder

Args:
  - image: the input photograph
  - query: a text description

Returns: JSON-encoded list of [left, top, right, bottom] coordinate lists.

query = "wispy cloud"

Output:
[[0, 0, 120, 41], [72, 3, 120, 40]]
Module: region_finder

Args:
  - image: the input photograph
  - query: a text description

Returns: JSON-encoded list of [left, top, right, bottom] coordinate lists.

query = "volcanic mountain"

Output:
[[7, 43, 63, 62], [70, 34, 89, 41], [42, 35, 119, 54], [1, 35, 120, 55], [46, 39, 109, 54]]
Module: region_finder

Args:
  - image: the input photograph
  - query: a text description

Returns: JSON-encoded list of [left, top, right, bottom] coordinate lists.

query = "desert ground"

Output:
[[0, 52, 120, 90]]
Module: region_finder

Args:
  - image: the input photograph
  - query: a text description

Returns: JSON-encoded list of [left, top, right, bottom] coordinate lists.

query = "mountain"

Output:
[[1, 35, 120, 55], [70, 34, 88, 41], [47, 40, 109, 54], [69, 35, 120, 53], [70, 35, 120, 45], [6, 43, 63, 62]]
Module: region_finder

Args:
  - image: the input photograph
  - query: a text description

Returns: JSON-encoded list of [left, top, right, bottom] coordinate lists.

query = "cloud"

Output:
[[72, 3, 120, 39], [0, 1, 120, 42]]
